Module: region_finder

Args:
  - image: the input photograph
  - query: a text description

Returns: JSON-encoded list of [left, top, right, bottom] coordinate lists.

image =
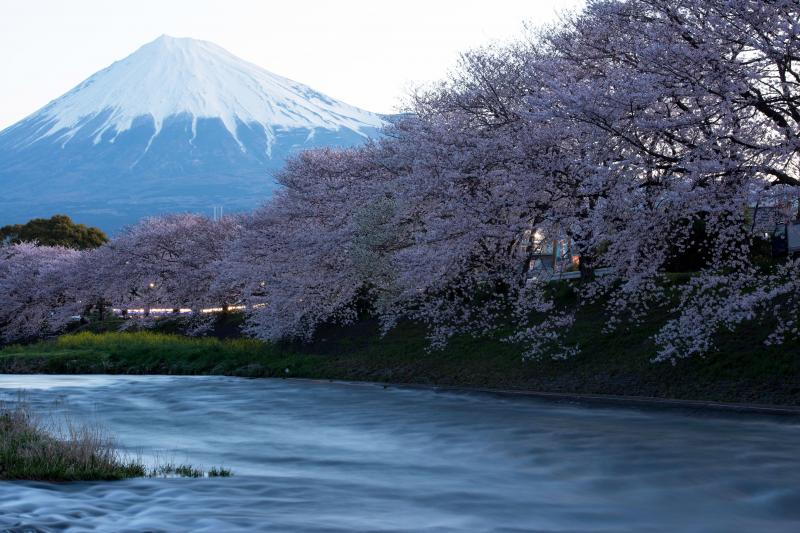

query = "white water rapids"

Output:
[[0, 375, 798, 532]]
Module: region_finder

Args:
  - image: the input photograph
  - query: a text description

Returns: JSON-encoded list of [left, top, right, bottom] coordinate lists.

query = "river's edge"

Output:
[[4, 360, 800, 409], [2, 326, 799, 408], [3, 370, 799, 417], [379, 381, 800, 416]]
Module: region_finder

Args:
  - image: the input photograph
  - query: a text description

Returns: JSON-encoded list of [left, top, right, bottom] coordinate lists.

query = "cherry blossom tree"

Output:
[[0, 243, 82, 342], [84, 214, 242, 319], [226, 146, 401, 341], [529, 0, 800, 359], [331, 0, 800, 358]]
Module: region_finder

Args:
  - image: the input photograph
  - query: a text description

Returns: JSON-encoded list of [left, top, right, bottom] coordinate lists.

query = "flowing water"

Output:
[[0, 375, 798, 532]]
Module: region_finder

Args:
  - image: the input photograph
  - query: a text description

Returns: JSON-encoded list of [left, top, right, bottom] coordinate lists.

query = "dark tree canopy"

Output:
[[0, 215, 108, 250]]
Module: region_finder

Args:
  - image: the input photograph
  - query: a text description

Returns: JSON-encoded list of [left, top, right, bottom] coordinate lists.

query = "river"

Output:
[[0, 375, 798, 532]]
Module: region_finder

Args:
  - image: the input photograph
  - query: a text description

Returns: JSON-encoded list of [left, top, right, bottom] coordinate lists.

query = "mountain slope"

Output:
[[0, 35, 385, 231]]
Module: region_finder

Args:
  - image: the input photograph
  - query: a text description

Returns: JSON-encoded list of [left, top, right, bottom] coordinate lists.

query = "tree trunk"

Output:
[[579, 253, 595, 281]]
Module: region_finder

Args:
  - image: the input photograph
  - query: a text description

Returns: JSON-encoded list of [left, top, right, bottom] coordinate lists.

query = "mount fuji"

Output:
[[0, 35, 386, 231]]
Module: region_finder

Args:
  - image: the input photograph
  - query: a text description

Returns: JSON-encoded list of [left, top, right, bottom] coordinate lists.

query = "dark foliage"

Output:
[[0, 215, 108, 250]]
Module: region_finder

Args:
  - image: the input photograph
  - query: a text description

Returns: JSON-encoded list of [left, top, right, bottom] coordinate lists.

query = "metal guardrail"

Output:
[[107, 304, 252, 318], [86, 269, 615, 320], [527, 267, 613, 283]]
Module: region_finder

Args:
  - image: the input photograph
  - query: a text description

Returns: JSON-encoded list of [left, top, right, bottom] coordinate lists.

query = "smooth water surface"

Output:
[[0, 375, 798, 532]]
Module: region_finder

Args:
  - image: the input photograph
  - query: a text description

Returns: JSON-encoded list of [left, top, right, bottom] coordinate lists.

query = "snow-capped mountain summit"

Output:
[[0, 35, 386, 231], [27, 35, 384, 153]]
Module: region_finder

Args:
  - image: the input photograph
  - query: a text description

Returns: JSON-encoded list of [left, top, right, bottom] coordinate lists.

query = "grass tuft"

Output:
[[0, 398, 145, 481], [208, 466, 233, 477], [0, 399, 234, 481], [149, 463, 232, 478]]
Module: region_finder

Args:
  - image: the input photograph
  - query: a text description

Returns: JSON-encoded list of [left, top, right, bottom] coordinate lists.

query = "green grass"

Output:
[[0, 399, 146, 481], [0, 326, 352, 381], [2, 299, 799, 405], [0, 399, 234, 482], [208, 466, 233, 477], [149, 463, 232, 478]]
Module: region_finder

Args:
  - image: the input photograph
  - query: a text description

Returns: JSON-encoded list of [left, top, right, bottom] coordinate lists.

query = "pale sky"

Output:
[[0, 0, 583, 129]]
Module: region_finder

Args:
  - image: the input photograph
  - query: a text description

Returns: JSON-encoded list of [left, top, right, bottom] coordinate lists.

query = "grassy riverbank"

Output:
[[1, 305, 799, 405], [0, 400, 145, 481], [0, 399, 234, 481]]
